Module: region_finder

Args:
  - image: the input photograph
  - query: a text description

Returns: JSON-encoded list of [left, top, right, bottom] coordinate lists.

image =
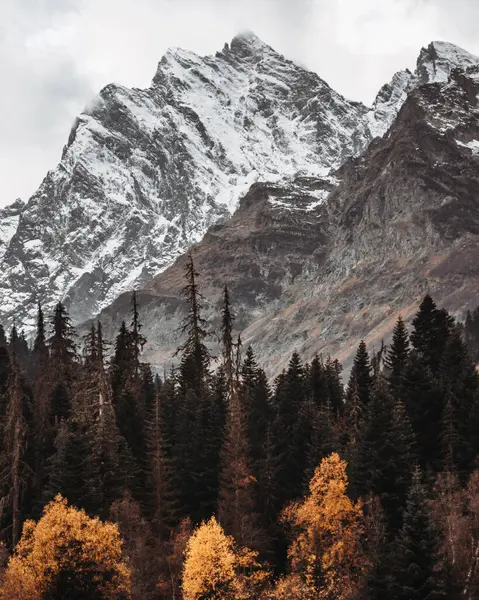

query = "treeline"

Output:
[[0, 255, 479, 598]]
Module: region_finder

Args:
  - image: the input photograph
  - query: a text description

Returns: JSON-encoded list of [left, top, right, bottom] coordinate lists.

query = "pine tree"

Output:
[[273, 352, 309, 505], [218, 385, 264, 552], [385, 316, 410, 399], [438, 328, 479, 476], [350, 378, 416, 531], [309, 354, 328, 410], [48, 302, 78, 422], [410, 295, 453, 374], [174, 255, 217, 522], [176, 254, 211, 396], [145, 390, 178, 539], [402, 351, 442, 470], [345, 340, 373, 409], [110, 312, 145, 464], [240, 347, 271, 479], [324, 356, 344, 419], [0, 325, 6, 349], [391, 468, 446, 599]]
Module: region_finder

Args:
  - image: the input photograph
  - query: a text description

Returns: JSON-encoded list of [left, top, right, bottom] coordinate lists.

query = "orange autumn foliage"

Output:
[[282, 452, 366, 600], [182, 516, 269, 600], [0, 495, 131, 600]]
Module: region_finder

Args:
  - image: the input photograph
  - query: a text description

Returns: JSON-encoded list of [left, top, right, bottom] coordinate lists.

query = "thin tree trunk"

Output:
[[464, 538, 479, 599]]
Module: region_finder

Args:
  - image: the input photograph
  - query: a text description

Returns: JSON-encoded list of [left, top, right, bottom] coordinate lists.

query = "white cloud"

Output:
[[0, 0, 478, 206]]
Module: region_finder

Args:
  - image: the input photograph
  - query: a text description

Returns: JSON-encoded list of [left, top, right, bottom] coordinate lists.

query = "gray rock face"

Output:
[[0, 34, 478, 364], [0, 31, 373, 332], [92, 65, 479, 375], [0, 199, 24, 262]]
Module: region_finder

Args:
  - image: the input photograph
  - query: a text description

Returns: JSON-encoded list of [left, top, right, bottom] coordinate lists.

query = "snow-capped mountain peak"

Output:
[[0, 34, 478, 337], [416, 40, 479, 85]]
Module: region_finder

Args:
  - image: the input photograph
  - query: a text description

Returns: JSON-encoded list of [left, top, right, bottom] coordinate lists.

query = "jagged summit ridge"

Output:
[[0, 32, 371, 333], [417, 41, 479, 84], [367, 40, 479, 138], [0, 33, 478, 337]]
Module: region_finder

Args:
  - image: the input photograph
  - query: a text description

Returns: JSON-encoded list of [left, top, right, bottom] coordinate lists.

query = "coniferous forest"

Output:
[[1, 255, 479, 598]]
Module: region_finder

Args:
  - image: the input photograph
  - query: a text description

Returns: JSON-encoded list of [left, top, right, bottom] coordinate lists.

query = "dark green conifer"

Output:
[[385, 316, 410, 399], [390, 468, 446, 600]]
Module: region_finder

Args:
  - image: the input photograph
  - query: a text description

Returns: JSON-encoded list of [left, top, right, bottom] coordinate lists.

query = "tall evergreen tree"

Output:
[[385, 316, 410, 399], [145, 390, 178, 539], [47, 302, 78, 421], [390, 468, 446, 600], [174, 255, 216, 522], [221, 285, 235, 400], [273, 352, 309, 506], [350, 378, 416, 530], [324, 356, 344, 418], [345, 340, 373, 409], [410, 295, 453, 374]]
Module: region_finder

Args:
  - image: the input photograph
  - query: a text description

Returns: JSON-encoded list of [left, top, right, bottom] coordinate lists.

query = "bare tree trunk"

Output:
[[464, 538, 479, 599]]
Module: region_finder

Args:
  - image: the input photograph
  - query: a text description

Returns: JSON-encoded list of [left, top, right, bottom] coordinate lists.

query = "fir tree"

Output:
[[345, 340, 373, 409], [273, 352, 309, 505], [410, 295, 453, 374], [391, 468, 446, 600], [145, 390, 178, 539], [240, 347, 271, 479], [385, 316, 410, 399], [218, 383, 264, 552], [350, 378, 416, 530], [324, 356, 344, 419], [48, 302, 78, 421]]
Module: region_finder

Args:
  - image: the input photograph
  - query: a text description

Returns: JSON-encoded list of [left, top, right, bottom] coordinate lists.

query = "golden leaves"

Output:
[[282, 453, 366, 600], [182, 516, 269, 600], [0, 495, 131, 600]]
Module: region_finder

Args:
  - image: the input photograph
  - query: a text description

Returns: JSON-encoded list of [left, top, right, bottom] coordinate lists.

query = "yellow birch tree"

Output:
[[0, 495, 131, 599], [182, 516, 268, 600], [282, 452, 367, 599]]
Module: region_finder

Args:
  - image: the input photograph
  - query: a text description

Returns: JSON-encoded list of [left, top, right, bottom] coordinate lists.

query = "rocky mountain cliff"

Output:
[[0, 31, 372, 331], [1, 34, 478, 374], [93, 61, 479, 374]]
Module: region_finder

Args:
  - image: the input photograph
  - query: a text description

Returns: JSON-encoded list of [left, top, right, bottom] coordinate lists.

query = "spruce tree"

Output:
[[0, 325, 6, 349], [324, 356, 344, 418], [174, 255, 216, 521], [410, 295, 453, 374], [345, 340, 373, 409], [218, 383, 263, 552], [385, 316, 410, 399], [145, 390, 178, 539], [391, 468, 446, 600], [240, 346, 271, 479], [402, 351, 442, 470], [47, 302, 78, 421], [438, 329, 479, 476], [110, 308, 145, 464], [221, 285, 235, 400], [350, 378, 416, 530]]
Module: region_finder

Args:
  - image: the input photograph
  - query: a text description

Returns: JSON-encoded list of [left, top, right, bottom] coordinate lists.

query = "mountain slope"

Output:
[[0, 35, 478, 345], [0, 32, 371, 331], [92, 64, 479, 374]]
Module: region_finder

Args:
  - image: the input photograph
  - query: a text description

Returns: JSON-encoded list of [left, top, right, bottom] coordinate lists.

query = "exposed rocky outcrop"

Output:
[[93, 65, 479, 375], [0, 32, 373, 331]]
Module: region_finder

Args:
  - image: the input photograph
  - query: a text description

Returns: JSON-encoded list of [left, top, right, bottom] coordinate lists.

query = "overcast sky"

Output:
[[1, 0, 478, 207]]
